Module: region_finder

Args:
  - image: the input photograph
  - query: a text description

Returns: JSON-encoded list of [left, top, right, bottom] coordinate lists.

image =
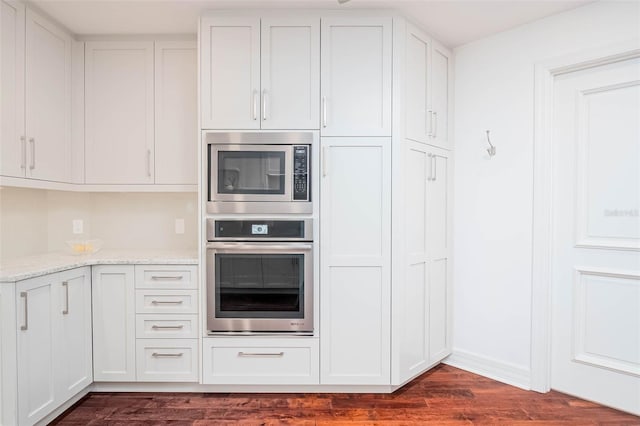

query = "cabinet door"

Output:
[[57, 267, 92, 400], [426, 150, 451, 362], [1, 0, 26, 178], [430, 42, 452, 150], [16, 275, 57, 425], [154, 41, 197, 185], [261, 17, 319, 130], [320, 137, 391, 385], [200, 17, 260, 129], [92, 265, 136, 381], [85, 41, 154, 184], [405, 24, 430, 144], [320, 17, 391, 136], [25, 8, 72, 182]]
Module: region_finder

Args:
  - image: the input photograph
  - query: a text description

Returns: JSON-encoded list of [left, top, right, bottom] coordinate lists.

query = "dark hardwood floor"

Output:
[[51, 364, 639, 425]]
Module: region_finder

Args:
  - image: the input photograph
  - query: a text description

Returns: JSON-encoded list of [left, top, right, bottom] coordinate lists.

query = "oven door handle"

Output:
[[207, 242, 313, 252]]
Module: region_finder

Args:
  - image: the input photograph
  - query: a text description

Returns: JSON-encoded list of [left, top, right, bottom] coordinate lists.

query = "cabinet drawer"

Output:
[[135, 339, 198, 382], [202, 338, 319, 385], [135, 265, 197, 289], [135, 290, 198, 314], [135, 314, 198, 339]]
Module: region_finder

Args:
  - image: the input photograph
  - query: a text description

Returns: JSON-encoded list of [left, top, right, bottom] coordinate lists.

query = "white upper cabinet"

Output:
[[1, 0, 26, 178], [261, 17, 319, 129], [430, 42, 452, 150], [85, 41, 154, 184], [404, 23, 452, 150], [154, 41, 197, 185], [320, 17, 392, 137], [200, 16, 319, 130], [200, 17, 260, 129], [1, 4, 72, 182]]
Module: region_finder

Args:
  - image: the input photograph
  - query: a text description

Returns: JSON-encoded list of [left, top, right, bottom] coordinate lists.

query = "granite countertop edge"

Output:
[[0, 249, 199, 282]]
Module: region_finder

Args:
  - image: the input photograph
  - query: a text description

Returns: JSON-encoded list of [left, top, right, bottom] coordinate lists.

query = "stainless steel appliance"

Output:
[[206, 218, 313, 333], [205, 132, 316, 214]]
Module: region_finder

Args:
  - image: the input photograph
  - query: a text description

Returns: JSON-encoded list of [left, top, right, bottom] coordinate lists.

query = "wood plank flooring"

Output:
[[51, 365, 639, 425]]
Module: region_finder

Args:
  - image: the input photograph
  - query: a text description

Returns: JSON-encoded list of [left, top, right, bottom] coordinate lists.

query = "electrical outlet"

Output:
[[175, 218, 185, 234], [72, 219, 83, 234]]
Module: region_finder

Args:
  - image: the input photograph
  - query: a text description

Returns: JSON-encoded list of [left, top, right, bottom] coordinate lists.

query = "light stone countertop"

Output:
[[0, 249, 199, 282]]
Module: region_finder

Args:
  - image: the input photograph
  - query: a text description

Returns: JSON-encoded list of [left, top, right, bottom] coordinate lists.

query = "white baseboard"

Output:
[[444, 349, 531, 390]]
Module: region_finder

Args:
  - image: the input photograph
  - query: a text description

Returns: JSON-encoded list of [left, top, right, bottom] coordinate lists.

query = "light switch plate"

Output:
[[72, 219, 83, 234]]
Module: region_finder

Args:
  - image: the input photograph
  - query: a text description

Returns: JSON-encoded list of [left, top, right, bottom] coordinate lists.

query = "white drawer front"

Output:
[[202, 338, 319, 385], [135, 290, 198, 314], [136, 339, 198, 382], [135, 265, 197, 289], [135, 314, 199, 339]]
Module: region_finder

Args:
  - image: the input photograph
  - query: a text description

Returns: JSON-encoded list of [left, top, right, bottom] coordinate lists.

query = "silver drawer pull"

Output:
[[20, 292, 28, 331], [152, 352, 183, 358], [151, 275, 183, 281], [62, 281, 69, 315], [152, 325, 184, 330], [238, 351, 284, 358], [151, 300, 184, 305]]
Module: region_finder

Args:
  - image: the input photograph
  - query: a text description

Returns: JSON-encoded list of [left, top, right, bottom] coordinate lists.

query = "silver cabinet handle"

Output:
[[151, 300, 183, 305], [20, 136, 26, 169], [152, 352, 183, 358], [20, 292, 28, 330], [427, 154, 433, 181], [322, 96, 327, 128], [62, 281, 69, 315], [146, 149, 151, 177], [427, 110, 433, 137], [151, 275, 183, 281], [433, 111, 438, 138], [29, 138, 35, 170], [152, 324, 184, 330], [431, 154, 438, 181], [252, 90, 258, 121], [238, 351, 284, 358], [262, 90, 267, 121], [322, 146, 329, 177]]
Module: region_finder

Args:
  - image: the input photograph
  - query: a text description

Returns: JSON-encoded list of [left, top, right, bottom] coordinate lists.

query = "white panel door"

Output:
[[154, 41, 197, 185], [85, 41, 154, 184], [16, 275, 57, 425], [25, 8, 71, 182], [320, 137, 391, 385], [1, 0, 26, 178], [320, 18, 392, 136], [57, 267, 92, 401], [200, 17, 260, 129], [552, 57, 640, 415], [261, 17, 319, 129], [405, 24, 430, 144], [92, 265, 136, 381], [430, 42, 451, 150]]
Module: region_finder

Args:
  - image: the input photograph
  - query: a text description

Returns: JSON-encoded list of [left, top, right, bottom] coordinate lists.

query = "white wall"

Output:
[[0, 187, 198, 261], [450, 1, 640, 388]]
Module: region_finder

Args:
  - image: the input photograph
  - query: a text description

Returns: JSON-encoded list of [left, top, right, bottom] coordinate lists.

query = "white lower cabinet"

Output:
[[202, 338, 319, 385], [0, 267, 92, 426], [135, 339, 198, 382]]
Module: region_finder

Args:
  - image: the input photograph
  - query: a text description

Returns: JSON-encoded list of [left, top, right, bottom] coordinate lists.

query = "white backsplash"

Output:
[[0, 187, 198, 262]]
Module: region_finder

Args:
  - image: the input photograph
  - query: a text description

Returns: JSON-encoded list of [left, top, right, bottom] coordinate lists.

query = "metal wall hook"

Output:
[[486, 130, 496, 157]]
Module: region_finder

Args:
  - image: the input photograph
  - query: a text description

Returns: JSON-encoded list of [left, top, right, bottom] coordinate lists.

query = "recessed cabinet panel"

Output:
[[155, 41, 198, 185], [428, 153, 449, 258], [431, 44, 451, 149], [25, 8, 72, 182], [201, 17, 260, 129], [1, 0, 26, 178], [405, 26, 430, 144], [261, 18, 319, 129], [85, 41, 154, 184], [321, 18, 392, 136], [429, 258, 448, 362]]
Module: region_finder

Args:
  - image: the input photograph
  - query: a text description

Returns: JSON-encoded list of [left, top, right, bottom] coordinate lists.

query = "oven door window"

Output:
[[215, 253, 304, 318], [218, 151, 286, 195]]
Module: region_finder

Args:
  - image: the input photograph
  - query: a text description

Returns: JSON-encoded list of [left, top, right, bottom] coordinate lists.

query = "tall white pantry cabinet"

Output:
[[200, 11, 454, 388]]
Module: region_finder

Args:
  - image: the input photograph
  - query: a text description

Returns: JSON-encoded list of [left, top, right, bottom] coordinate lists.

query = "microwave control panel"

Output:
[[293, 145, 309, 201]]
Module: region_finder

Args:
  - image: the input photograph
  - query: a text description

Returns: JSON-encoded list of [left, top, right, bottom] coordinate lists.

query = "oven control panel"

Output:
[[293, 145, 309, 201]]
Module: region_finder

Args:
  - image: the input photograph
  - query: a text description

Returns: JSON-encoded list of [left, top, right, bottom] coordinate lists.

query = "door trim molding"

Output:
[[530, 40, 640, 392]]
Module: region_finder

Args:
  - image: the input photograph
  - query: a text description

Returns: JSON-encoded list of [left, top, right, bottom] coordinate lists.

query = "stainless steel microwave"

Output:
[[205, 132, 316, 214]]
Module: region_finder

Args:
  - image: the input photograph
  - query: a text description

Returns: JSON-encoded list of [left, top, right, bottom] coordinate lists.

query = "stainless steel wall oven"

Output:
[[205, 132, 316, 214], [206, 218, 313, 333]]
